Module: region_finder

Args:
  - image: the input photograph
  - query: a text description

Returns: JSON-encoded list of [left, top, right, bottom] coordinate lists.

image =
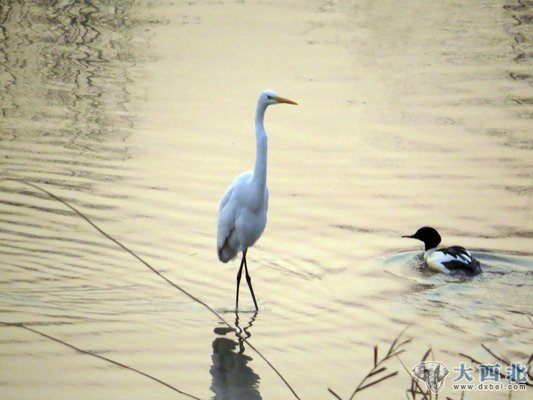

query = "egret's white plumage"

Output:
[[217, 171, 268, 263], [217, 90, 297, 310]]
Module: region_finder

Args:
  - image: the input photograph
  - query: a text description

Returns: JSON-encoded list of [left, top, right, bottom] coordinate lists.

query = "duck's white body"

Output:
[[404, 227, 482, 275], [424, 246, 478, 274]]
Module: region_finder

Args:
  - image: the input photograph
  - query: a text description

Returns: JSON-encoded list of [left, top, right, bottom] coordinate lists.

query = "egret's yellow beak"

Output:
[[273, 96, 298, 105]]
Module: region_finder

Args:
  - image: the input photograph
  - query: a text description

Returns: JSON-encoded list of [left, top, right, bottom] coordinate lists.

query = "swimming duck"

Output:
[[402, 227, 481, 275]]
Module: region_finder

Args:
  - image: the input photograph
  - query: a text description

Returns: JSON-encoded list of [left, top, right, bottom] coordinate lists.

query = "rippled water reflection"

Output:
[[1, 1, 531, 399]]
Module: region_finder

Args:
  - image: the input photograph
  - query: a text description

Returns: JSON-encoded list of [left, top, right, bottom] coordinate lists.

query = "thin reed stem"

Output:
[[0, 321, 201, 399]]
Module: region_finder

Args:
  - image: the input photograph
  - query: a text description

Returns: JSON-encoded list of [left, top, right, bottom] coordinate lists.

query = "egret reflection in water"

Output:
[[210, 312, 261, 400]]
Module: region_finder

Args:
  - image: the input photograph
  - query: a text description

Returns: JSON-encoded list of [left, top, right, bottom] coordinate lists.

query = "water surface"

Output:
[[0, 1, 531, 399]]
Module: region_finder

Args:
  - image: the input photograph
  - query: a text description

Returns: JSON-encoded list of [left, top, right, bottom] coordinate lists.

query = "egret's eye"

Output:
[[267, 95, 273, 100]]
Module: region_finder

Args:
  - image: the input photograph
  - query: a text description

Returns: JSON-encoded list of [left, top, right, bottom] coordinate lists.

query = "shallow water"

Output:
[[0, 1, 532, 399]]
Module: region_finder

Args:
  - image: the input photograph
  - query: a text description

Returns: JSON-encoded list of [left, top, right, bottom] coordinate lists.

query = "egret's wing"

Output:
[[216, 172, 252, 262], [217, 185, 236, 251]]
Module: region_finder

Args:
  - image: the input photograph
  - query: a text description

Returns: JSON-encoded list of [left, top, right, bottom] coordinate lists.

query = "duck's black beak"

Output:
[[402, 234, 415, 239]]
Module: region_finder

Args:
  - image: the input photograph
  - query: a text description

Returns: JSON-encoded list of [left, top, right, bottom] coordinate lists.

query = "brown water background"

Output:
[[0, 1, 531, 399]]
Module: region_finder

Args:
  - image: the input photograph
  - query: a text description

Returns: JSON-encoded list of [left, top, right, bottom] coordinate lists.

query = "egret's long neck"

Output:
[[252, 101, 268, 196]]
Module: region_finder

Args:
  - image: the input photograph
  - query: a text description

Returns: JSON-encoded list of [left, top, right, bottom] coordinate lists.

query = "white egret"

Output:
[[217, 90, 297, 311]]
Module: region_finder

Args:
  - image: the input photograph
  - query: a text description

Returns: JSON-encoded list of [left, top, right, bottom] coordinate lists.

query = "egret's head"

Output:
[[402, 226, 442, 251], [261, 89, 298, 106]]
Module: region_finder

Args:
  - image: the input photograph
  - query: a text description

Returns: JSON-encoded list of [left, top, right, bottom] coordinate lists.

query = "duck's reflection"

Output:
[[209, 312, 261, 400]]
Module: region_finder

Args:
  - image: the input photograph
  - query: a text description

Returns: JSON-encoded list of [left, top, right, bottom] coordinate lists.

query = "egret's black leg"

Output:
[[235, 253, 245, 310], [243, 250, 259, 311]]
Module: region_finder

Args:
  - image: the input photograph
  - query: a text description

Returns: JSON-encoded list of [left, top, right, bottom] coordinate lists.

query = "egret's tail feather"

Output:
[[217, 246, 237, 263], [217, 226, 239, 263]]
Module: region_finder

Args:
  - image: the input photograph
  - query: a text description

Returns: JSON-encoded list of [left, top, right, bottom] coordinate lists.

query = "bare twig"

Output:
[[0, 321, 201, 399], [327, 327, 411, 400], [395, 348, 430, 400], [348, 332, 408, 399], [481, 344, 510, 366], [328, 388, 343, 400], [357, 371, 399, 391], [367, 366, 386, 378]]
